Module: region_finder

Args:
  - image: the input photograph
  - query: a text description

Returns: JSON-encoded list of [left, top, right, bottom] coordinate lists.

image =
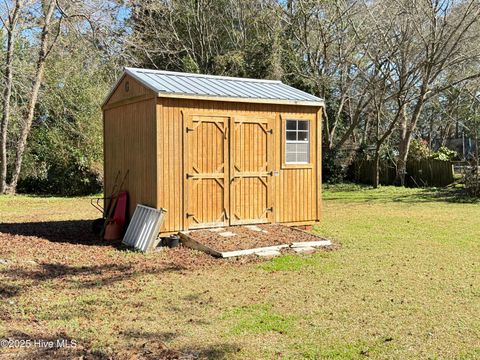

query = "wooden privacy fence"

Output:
[[352, 159, 455, 187]]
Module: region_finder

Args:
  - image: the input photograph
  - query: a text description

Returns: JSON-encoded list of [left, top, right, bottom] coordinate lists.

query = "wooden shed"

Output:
[[102, 68, 325, 236]]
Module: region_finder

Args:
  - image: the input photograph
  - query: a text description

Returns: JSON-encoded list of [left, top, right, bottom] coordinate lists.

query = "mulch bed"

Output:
[[185, 224, 329, 252], [0, 219, 264, 281]]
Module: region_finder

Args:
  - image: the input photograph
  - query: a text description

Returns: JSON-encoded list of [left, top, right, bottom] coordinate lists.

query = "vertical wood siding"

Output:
[[184, 115, 229, 229], [103, 98, 157, 219], [156, 98, 322, 234], [230, 116, 273, 225], [276, 112, 319, 224], [105, 75, 154, 106]]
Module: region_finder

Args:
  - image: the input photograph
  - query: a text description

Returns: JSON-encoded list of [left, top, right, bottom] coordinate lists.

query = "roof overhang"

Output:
[[101, 73, 127, 108], [154, 91, 324, 107], [102, 68, 325, 109]]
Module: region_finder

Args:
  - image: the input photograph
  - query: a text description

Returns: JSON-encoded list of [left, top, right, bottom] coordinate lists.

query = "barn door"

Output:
[[184, 115, 229, 229], [229, 116, 274, 225]]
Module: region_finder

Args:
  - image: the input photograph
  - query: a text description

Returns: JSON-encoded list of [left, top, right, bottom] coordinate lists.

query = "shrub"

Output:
[[18, 160, 102, 196], [409, 140, 457, 162], [464, 166, 480, 197], [323, 149, 345, 183], [17, 121, 103, 196], [409, 139, 431, 160], [431, 146, 457, 161]]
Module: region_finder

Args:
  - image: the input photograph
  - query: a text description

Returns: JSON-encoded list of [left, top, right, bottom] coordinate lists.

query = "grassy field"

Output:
[[0, 185, 479, 359]]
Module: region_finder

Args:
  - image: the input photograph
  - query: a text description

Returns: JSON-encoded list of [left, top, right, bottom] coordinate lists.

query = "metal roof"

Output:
[[104, 67, 324, 107]]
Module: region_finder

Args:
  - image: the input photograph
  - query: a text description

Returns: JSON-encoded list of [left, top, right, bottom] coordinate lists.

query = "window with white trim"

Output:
[[285, 119, 310, 164]]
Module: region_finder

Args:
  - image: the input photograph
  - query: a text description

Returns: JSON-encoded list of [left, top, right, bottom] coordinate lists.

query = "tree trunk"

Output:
[[332, 94, 371, 153], [372, 104, 404, 188], [372, 101, 382, 189], [395, 130, 411, 187], [428, 115, 434, 148], [0, 0, 23, 194], [323, 107, 332, 149], [395, 94, 427, 186], [372, 149, 381, 188], [8, 0, 56, 193]]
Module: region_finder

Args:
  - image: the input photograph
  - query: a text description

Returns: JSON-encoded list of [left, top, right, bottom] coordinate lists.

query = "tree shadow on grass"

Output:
[[4, 329, 240, 360], [0, 261, 186, 299], [0, 283, 21, 298], [120, 330, 179, 342], [0, 331, 100, 360], [114, 330, 241, 359], [0, 220, 117, 247], [179, 343, 242, 359], [391, 187, 480, 204], [326, 184, 480, 204]]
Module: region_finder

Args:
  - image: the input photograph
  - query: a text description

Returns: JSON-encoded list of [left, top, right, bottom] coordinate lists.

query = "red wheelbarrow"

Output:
[[91, 170, 129, 241], [91, 191, 128, 240]]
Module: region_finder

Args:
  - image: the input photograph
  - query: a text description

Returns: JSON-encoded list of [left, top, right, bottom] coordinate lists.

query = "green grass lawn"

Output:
[[0, 186, 479, 359]]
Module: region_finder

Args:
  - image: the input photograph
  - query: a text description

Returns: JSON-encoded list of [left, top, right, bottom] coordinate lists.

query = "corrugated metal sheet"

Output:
[[122, 204, 167, 252], [122, 67, 324, 106]]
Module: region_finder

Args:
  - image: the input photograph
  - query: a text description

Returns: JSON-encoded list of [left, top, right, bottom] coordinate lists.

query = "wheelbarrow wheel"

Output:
[[92, 218, 105, 236]]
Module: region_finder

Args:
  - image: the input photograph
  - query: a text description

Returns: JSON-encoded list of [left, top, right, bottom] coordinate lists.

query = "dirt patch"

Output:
[[184, 224, 329, 252]]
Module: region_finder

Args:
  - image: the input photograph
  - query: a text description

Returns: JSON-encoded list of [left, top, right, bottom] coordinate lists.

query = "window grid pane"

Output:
[[286, 120, 297, 130], [297, 121, 309, 131], [285, 120, 310, 164], [298, 131, 309, 141], [286, 131, 297, 141]]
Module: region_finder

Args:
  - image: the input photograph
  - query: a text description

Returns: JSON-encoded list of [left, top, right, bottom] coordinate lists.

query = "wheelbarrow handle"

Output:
[[90, 197, 105, 214]]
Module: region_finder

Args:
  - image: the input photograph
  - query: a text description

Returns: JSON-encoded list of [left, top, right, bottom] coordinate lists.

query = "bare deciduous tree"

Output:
[[9, 0, 56, 191], [390, 0, 480, 185], [0, 0, 23, 194], [281, 0, 374, 152]]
